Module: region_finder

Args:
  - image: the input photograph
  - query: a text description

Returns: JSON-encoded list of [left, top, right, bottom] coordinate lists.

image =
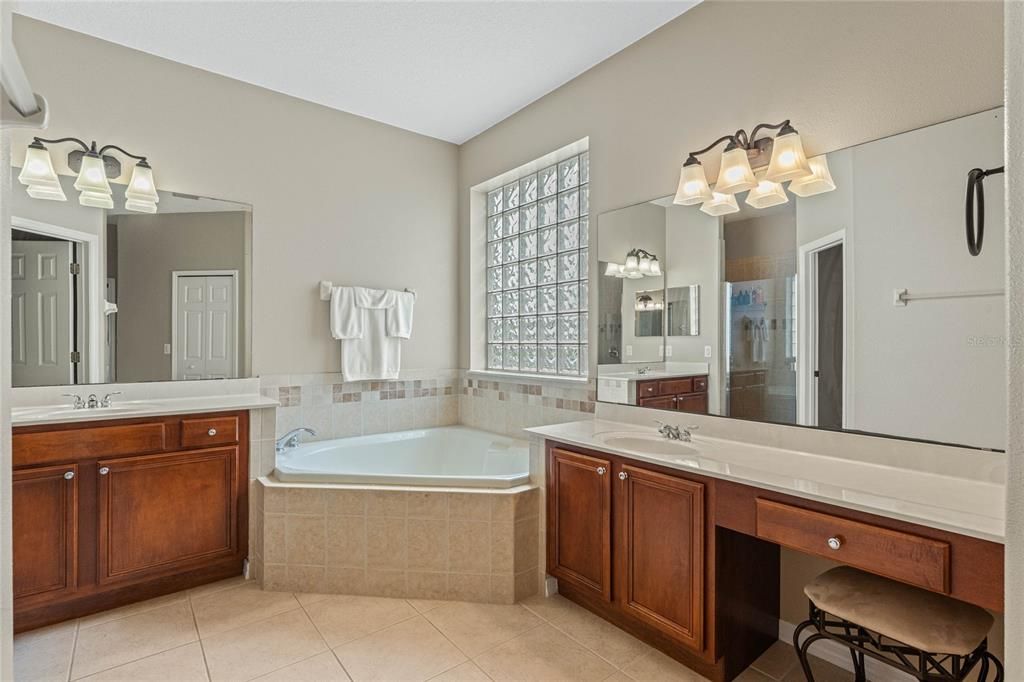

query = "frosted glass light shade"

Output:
[[649, 259, 662, 276], [125, 163, 159, 204], [787, 155, 836, 197], [699, 191, 740, 216], [27, 184, 67, 202], [745, 173, 789, 209], [673, 161, 712, 205], [125, 198, 158, 213], [79, 189, 114, 209], [74, 154, 113, 195], [19, 145, 61, 189], [638, 256, 652, 274], [624, 255, 639, 273], [765, 130, 812, 183], [714, 147, 757, 194], [605, 262, 622, 277]]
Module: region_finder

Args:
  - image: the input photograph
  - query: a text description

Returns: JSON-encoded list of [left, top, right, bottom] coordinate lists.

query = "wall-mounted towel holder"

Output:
[[318, 280, 416, 301], [893, 287, 1004, 306]]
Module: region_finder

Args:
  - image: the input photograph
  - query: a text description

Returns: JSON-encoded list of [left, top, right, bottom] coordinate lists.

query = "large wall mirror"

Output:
[[597, 109, 1005, 451], [11, 175, 252, 387]]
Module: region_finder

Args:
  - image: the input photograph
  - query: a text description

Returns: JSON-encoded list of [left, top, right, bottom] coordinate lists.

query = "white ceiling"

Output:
[[14, 0, 698, 144]]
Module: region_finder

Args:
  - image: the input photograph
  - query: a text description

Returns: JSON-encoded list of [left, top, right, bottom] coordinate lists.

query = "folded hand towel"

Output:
[[386, 290, 415, 339], [330, 286, 362, 340]]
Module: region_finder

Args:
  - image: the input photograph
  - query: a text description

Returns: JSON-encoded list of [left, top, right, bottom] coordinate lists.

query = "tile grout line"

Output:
[[187, 592, 214, 682], [298, 592, 358, 681], [65, 619, 80, 682]]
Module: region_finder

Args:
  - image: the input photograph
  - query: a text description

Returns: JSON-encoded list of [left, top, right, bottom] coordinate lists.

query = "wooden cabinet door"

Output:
[[13, 464, 78, 604], [97, 448, 239, 585], [548, 448, 613, 601], [639, 395, 676, 410], [678, 393, 708, 414], [617, 463, 705, 651]]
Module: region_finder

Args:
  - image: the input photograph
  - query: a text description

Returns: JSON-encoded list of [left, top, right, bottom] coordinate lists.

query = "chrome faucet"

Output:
[[86, 394, 100, 408], [637, 366, 651, 376], [276, 427, 317, 453], [655, 420, 696, 442], [62, 393, 86, 409], [101, 392, 122, 407]]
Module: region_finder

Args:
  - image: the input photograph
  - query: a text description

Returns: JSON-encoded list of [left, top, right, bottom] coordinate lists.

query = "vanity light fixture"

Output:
[[787, 155, 836, 198], [674, 120, 833, 213], [605, 249, 662, 278], [18, 137, 159, 212], [635, 294, 664, 311]]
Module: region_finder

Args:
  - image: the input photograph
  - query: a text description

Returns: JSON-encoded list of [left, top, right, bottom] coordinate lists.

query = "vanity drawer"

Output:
[[14, 423, 168, 467], [693, 376, 708, 392], [638, 381, 659, 398], [755, 499, 950, 593], [181, 416, 240, 448], [660, 378, 693, 395]]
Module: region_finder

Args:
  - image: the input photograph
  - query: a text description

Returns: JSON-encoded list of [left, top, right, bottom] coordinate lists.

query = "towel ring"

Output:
[[965, 166, 1004, 257]]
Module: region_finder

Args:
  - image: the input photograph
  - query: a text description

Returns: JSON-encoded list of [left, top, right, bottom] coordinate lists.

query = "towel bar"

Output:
[[319, 280, 416, 301]]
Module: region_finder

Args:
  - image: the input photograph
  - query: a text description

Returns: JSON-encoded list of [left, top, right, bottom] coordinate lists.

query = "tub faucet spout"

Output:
[[276, 427, 317, 454]]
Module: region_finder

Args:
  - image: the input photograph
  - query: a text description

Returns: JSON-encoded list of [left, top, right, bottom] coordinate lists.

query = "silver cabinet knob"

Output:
[[208, 428, 217, 436], [618, 471, 628, 481], [596, 466, 607, 476], [827, 536, 842, 551], [99, 466, 110, 475], [64, 471, 75, 480]]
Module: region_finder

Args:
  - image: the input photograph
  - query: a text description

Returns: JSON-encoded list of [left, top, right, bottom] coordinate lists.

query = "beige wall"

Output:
[[114, 211, 248, 382], [11, 15, 460, 377], [458, 0, 1004, 367]]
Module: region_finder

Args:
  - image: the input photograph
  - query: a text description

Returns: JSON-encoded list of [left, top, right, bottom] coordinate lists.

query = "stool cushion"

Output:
[[804, 566, 993, 656]]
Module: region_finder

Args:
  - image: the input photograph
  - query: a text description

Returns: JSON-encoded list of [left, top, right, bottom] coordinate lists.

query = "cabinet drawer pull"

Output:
[[827, 536, 842, 551], [596, 466, 607, 476], [64, 471, 75, 480], [618, 471, 628, 481], [99, 466, 110, 475], [208, 428, 218, 436]]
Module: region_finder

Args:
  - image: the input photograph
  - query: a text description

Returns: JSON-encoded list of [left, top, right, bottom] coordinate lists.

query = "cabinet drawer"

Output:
[[14, 423, 167, 466], [755, 499, 950, 593], [638, 382, 659, 398], [181, 416, 240, 448], [693, 376, 708, 392], [659, 378, 693, 395]]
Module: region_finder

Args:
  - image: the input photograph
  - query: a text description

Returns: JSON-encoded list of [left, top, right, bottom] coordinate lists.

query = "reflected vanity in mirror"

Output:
[[10, 175, 252, 387], [597, 108, 1005, 451]]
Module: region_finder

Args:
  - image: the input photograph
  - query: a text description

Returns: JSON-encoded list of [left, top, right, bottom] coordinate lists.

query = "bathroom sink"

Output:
[[595, 432, 698, 456], [13, 403, 161, 420]]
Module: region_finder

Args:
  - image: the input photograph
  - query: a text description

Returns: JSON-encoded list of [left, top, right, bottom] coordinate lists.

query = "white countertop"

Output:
[[598, 369, 707, 381], [12, 394, 279, 427], [527, 419, 1006, 543]]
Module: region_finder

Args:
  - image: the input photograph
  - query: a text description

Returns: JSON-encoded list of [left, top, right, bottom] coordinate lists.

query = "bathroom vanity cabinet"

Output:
[[636, 374, 708, 413], [12, 410, 248, 632], [545, 440, 1004, 682]]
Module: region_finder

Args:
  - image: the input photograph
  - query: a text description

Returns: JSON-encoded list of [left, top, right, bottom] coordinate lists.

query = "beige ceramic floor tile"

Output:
[[545, 601, 651, 668], [304, 594, 418, 647], [430, 661, 492, 681], [202, 608, 327, 681], [407, 598, 450, 614], [517, 593, 581, 624], [192, 582, 301, 637], [620, 649, 708, 681], [78, 591, 189, 629], [749, 641, 799, 680], [734, 668, 775, 682], [71, 600, 198, 679], [295, 592, 332, 607], [254, 651, 351, 681], [604, 674, 633, 682], [473, 623, 616, 682], [424, 602, 540, 657], [14, 620, 78, 682], [76, 642, 208, 681], [780, 654, 849, 682], [334, 615, 467, 682], [188, 575, 251, 600]]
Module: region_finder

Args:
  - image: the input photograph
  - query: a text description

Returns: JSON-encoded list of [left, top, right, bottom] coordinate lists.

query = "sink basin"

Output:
[[13, 403, 161, 420], [595, 432, 698, 456]]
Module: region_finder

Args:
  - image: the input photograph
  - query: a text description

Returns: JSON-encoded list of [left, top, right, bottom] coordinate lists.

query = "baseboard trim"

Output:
[[779, 620, 915, 682]]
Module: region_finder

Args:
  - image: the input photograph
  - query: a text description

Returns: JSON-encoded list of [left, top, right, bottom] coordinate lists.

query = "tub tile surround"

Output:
[[254, 483, 541, 604]]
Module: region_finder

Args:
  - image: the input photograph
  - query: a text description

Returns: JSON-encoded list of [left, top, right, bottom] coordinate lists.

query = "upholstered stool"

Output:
[[793, 566, 1002, 681]]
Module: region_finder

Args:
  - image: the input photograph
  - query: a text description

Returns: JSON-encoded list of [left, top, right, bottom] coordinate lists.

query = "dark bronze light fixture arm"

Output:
[[627, 248, 659, 260], [686, 120, 795, 165], [749, 119, 793, 144], [31, 136, 91, 153], [685, 134, 739, 165], [97, 144, 148, 164]]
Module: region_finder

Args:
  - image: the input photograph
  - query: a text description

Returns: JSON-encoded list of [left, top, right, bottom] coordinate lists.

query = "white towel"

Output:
[[386, 290, 415, 339], [329, 286, 414, 380]]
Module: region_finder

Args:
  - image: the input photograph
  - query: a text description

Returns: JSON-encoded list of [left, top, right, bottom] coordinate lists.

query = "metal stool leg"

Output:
[[988, 652, 1005, 682], [792, 624, 827, 682]]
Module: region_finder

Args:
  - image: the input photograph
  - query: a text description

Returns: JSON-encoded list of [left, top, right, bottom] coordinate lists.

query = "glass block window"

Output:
[[486, 152, 589, 376]]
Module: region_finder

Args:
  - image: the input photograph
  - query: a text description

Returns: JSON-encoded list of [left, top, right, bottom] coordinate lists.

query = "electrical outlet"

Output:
[[626, 345, 633, 357], [665, 346, 673, 357], [704, 345, 712, 358], [163, 343, 171, 355]]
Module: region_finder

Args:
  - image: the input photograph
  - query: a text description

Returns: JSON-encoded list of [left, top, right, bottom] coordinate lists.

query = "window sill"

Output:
[[467, 370, 591, 387]]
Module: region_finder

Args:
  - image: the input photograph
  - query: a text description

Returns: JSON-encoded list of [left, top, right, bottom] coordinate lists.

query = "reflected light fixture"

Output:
[[674, 119, 832, 213], [787, 155, 836, 197], [699, 190, 740, 217], [18, 136, 158, 212], [745, 172, 789, 209], [605, 249, 662, 278], [635, 294, 664, 311]]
